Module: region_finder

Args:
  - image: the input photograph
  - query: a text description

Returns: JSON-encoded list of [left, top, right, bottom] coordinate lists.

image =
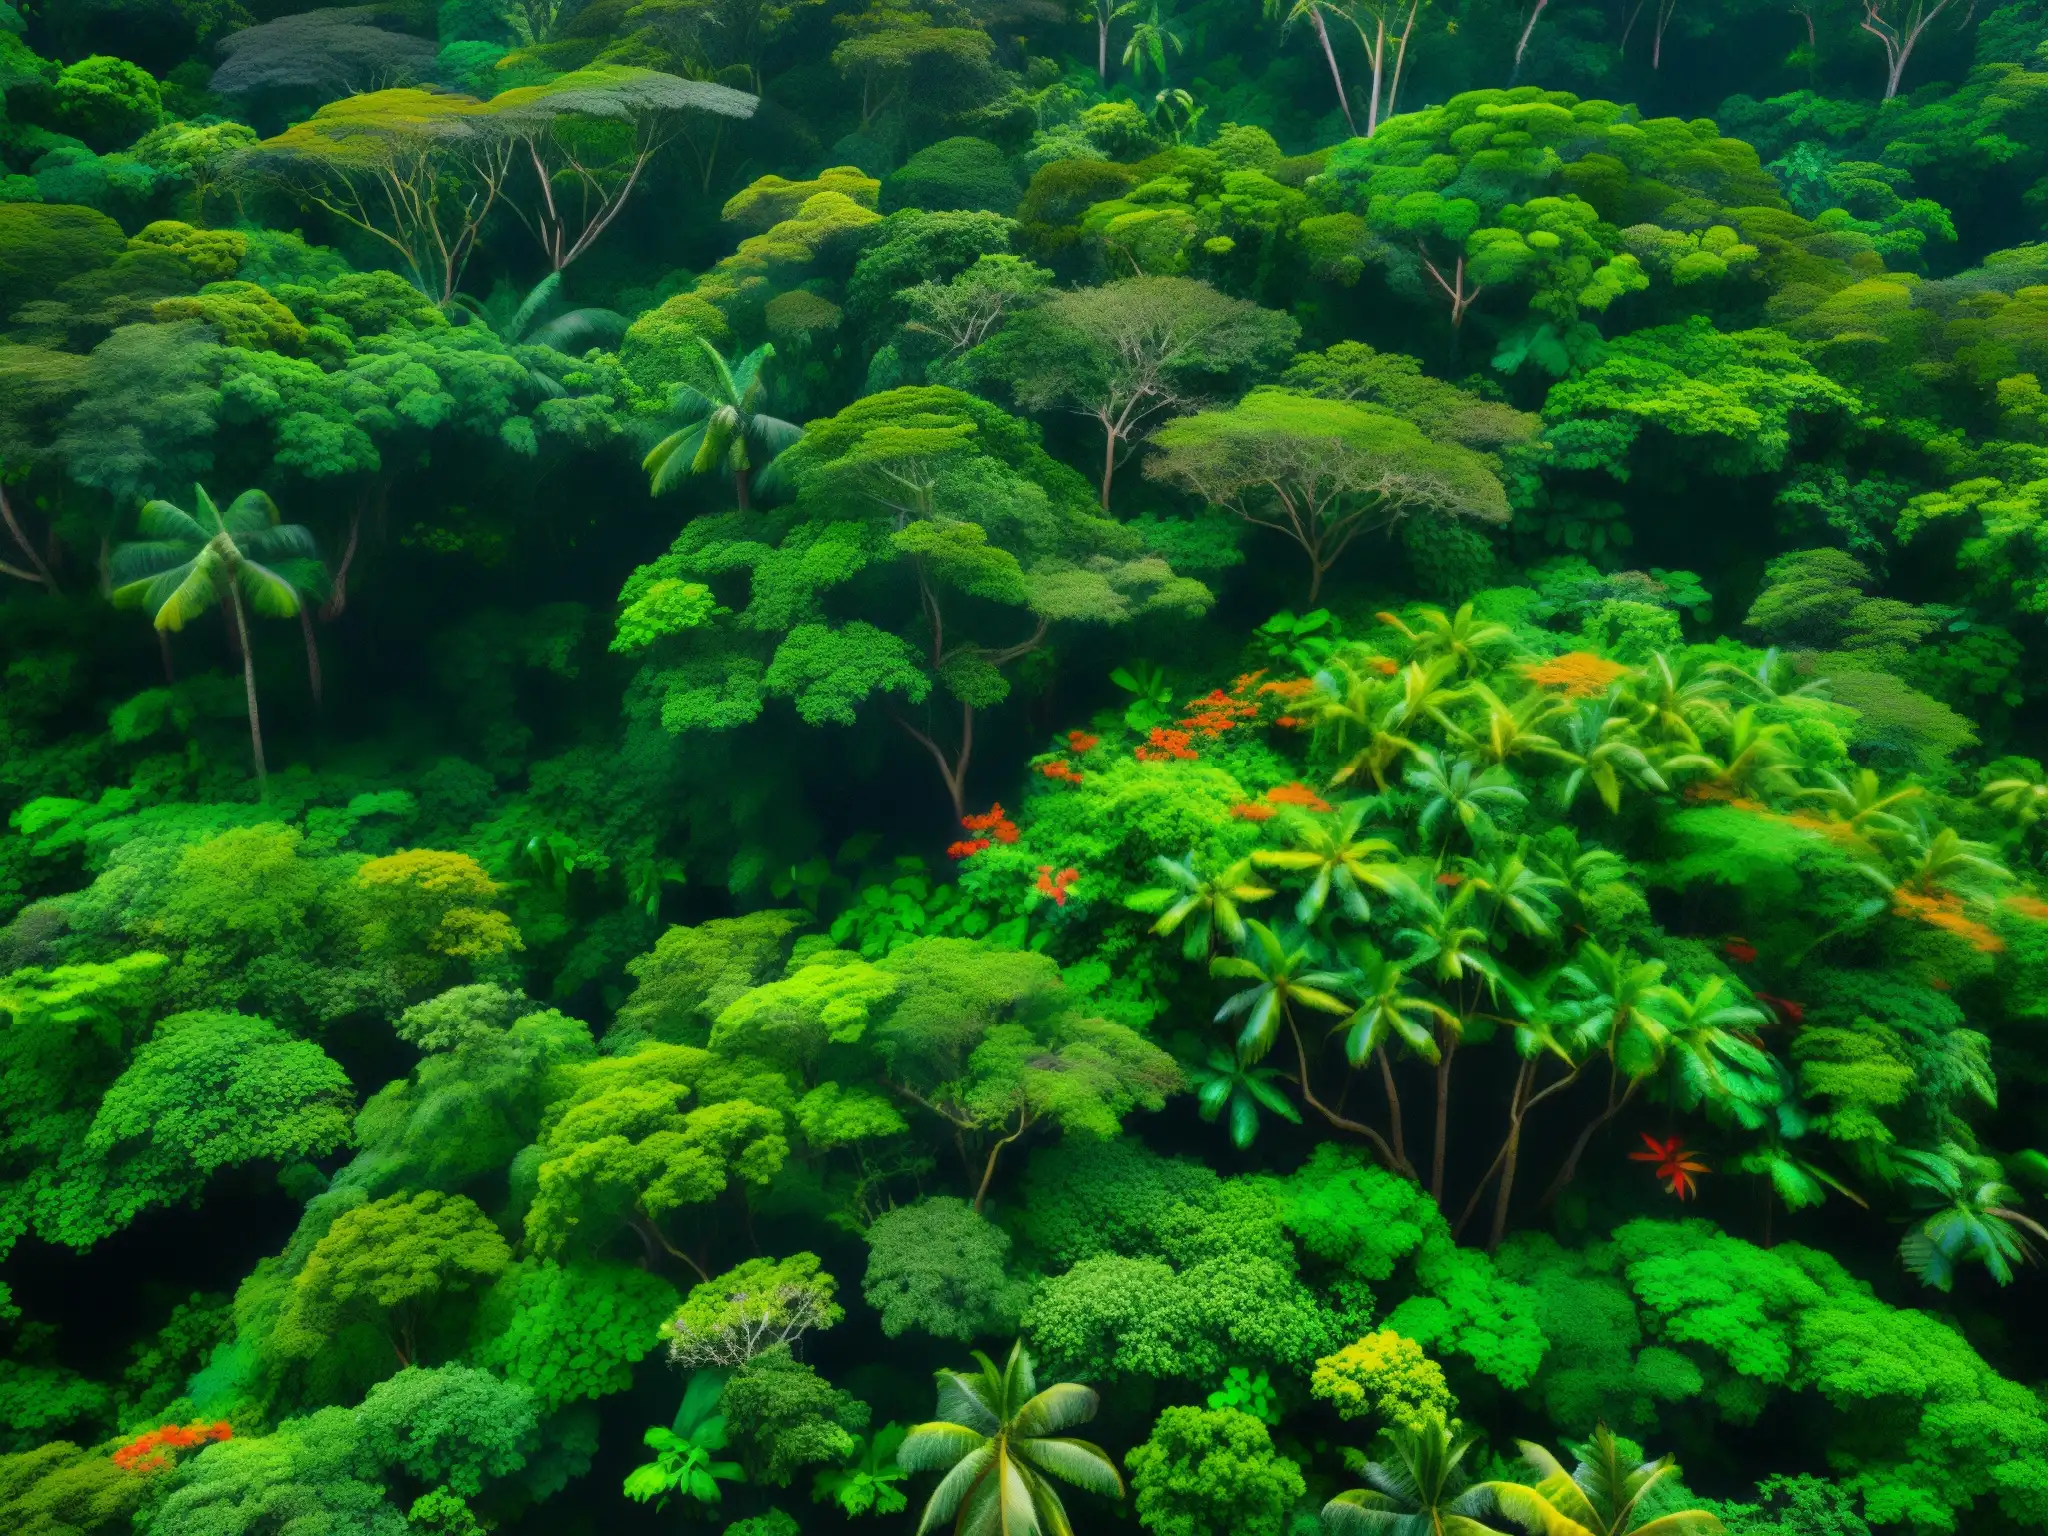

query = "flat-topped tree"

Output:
[[614, 385, 1211, 819], [486, 67, 758, 270], [247, 88, 515, 303], [972, 276, 1298, 510]]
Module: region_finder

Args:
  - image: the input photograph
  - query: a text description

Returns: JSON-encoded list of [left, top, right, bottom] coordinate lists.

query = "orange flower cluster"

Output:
[[1035, 866, 1080, 905], [114, 1421, 232, 1474], [2004, 893, 2048, 922], [1892, 888, 2005, 953], [1521, 651, 1631, 697], [948, 803, 1020, 860], [1136, 728, 1199, 762], [1265, 782, 1332, 813], [1179, 674, 1266, 740], [1066, 730, 1100, 753], [1230, 802, 1276, 822], [1039, 760, 1085, 786]]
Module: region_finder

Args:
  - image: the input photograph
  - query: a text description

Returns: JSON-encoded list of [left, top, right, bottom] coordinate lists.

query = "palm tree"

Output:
[[1323, 1417, 1509, 1536], [1121, 0, 1185, 85], [1188, 1044, 1303, 1149], [1379, 602, 1517, 679], [1800, 766, 1922, 836], [899, 1341, 1123, 1536], [1211, 919, 1352, 1063], [1556, 694, 1667, 815], [1872, 821, 2013, 902], [643, 337, 803, 511], [1336, 940, 1455, 1179], [1407, 749, 1526, 853], [1213, 921, 1406, 1167], [1981, 762, 2048, 833], [1895, 1144, 2048, 1291], [1253, 799, 1412, 922], [1450, 685, 1569, 771], [1141, 852, 1275, 957], [110, 485, 323, 792], [1537, 942, 1678, 1206], [1626, 651, 1731, 750], [1459, 841, 1564, 940], [1659, 706, 1800, 802], [1655, 977, 1777, 1129], [1489, 1426, 1724, 1536], [1310, 653, 1420, 792], [457, 272, 628, 394]]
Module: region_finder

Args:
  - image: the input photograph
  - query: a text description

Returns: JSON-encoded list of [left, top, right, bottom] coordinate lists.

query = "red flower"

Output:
[[1039, 760, 1085, 786], [1034, 866, 1080, 906], [947, 839, 991, 860], [1629, 1134, 1709, 1199], [1135, 727, 1198, 762], [1230, 802, 1276, 822], [1066, 730, 1100, 753], [1754, 992, 1805, 1026], [113, 1420, 232, 1474], [957, 803, 1019, 846], [1722, 937, 1758, 964]]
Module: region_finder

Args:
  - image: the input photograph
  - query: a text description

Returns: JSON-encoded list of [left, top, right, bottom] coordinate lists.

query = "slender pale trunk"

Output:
[[1290, 1017, 1406, 1173], [1385, 0, 1419, 119], [973, 1111, 1033, 1214], [1367, 15, 1385, 135], [0, 485, 54, 591], [1510, 0, 1550, 82], [227, 584, 268, 793], [1100, 424, 1119, 509], [1311, 8, 1360, 135], [1099, 13, 1111, 79], [157, 629, 175, 684]]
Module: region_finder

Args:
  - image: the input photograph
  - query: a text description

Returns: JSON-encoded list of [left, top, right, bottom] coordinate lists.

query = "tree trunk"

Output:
[[735, 465, 752, 512], [1376, 1045, 1410, 1173], [1510, 0, 1551, 82], [1099, 424, 1119, 509], [298, 603, 323, 708], [1430, 1033, 1455, 1204], [1539, 1073, 1640, 1210], [157, 628, 175, 684], [973, 1114, 1031, 1214], [1289, 1017, 1407, 1174], [1310, 9, 1359, 135], [227, 584, 268, 794], [0, 485, 55, 591]]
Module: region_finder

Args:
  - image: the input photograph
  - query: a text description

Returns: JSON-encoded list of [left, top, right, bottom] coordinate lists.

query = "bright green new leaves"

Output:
[[899, 1340, 1123, 1536], [520, 1046, 788, 1262], [1311, 1330, 1456, 1432], [815, 1423, 912, 1516], [724, 1344, 871, 1487], [59, 1010, 352, 1248], [1894, 1145, 2048, 1291], [1323, 1416, 1506, 1536], [470, 1259, 678, 1412], [1147, 390, 1510, 603], [625, 1369, 743, 1510], [661, 1253, 844, 1368], [356, 1364, 539, 1496], [611, 912, 807, 1048], [710, 950, 900, 1076], [1125, 1406, 1305, 1536], [863, 1196, 1025, 1342], [1543, 319, 1860, 484], [612, 579, 720, 655], [276, 1192, 512, 1367]]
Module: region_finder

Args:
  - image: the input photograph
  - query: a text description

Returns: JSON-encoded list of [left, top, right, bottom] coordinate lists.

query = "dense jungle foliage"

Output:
[[15, 0, 2048, 1530]]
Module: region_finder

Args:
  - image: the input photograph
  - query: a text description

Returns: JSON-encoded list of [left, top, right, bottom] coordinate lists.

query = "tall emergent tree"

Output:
[[110, 485, 324, 789], [973, 276, 1298, 509], [615, 386, 1210, 818], [643, 337, 802, 511]]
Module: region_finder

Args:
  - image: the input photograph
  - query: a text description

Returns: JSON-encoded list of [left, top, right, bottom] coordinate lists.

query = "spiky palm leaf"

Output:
[[900, 1342, 1122, 1536]]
